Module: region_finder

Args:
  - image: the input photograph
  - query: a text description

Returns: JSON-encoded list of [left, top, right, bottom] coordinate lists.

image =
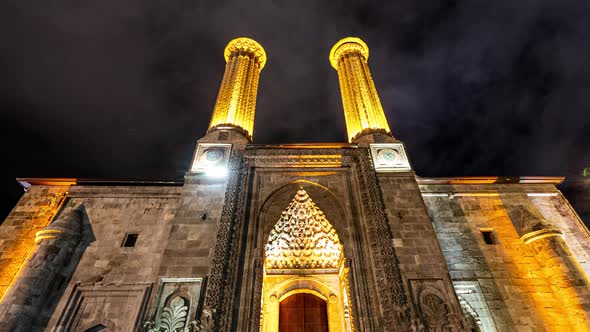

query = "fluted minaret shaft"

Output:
[[330, 37, 391, 142], [0, 208, 82, 331], [208, 37, 266, 139]]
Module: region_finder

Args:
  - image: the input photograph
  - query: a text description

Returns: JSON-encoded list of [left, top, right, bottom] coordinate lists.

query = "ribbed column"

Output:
[[208, 37, 266, 140], [523, 230, 590, 328], [0, 207, 82, 331], [330, 37, 391, 142]]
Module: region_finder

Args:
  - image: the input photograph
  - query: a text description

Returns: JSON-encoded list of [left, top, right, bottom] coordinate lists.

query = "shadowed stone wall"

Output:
[[46, 185, 181, 331]]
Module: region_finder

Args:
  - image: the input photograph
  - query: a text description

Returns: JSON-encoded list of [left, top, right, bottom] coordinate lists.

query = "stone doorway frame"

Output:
[[207, 150, 409, 331]]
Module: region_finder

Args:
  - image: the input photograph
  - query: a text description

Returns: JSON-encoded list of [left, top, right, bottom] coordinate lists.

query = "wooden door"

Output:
[[279, 293, 328, 332]]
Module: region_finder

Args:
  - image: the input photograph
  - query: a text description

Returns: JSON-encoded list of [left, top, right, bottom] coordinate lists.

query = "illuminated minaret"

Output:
[[208, 37, 266, 140], [330, 37, 392, 143]]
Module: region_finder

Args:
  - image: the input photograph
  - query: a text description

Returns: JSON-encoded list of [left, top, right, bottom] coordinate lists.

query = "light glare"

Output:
[[205, 166, 228, 178]]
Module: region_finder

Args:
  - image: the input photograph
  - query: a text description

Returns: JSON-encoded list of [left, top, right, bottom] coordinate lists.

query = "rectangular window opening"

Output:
[[481, 230, 496, 245], [122, 233, 139, 247]]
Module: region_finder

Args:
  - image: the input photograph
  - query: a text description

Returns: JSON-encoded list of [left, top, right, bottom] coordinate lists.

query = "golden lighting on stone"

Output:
[[261, 188, 352, 332], [34, 229, 62, 243], [265, 188, 343, 270], [0, 191, 67, 301], [330, 37, 391, 142], [208, 37, 266, 139]]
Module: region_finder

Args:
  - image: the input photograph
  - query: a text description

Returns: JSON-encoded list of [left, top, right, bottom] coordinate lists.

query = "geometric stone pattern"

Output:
[[226, 147, 414, 332], [265, 188, 343, 270], [190, 143, 231, 173], [370, 143, 411, 172]]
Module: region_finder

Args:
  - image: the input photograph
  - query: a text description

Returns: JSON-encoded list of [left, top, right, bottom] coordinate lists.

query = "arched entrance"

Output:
[[279, 293, 328, 332], [260, 188, 353, 332]]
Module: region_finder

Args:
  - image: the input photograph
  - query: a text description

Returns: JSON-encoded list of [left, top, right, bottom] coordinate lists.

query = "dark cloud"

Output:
[[1, 0, 589, 218]]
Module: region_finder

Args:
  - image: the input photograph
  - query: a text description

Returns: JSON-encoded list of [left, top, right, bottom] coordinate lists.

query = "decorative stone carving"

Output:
[[409, 279, 467, 332], [202, 150, 246, 330], [190, 143, 232, 174], [204, 147, 409, 331], [355, 149, 409, 329], [223, 37, 267, 70], [252, 154, 342, 168], [144, 278, 203, 332], [370, 143, 411, 172], [193, 306, 215, 332], [457, 295, 481, 331], [329, 37, 392, 141], [329, 37, 369, 69], [160, 297, 189, 332], [265, 188, 343, 270], [420, 293, 450, 331]]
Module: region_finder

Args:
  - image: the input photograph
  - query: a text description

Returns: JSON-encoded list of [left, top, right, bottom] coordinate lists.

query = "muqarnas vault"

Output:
[[1, 37, 590, 332]]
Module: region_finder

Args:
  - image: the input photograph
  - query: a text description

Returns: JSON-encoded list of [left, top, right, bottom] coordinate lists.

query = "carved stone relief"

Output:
[[409, 279, 466, 332], [265, 188, 343, 270], [143, 278, 203, 332], [202, 147, 410, 331]]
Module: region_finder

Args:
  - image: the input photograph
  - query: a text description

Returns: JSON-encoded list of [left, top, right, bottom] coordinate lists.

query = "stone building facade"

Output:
[[0, 37, 589, 331]]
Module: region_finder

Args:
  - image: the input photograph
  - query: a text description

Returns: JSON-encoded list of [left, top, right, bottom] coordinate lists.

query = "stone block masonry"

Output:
[[420, 181, 590, 331]]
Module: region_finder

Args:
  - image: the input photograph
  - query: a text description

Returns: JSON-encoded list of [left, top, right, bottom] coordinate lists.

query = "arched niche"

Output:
[[257, 180, 352, 259], [262, 276, 347, 332], [259, 188, 353, 332]]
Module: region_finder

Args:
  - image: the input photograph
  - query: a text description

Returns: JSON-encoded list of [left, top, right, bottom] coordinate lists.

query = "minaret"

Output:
[[331, 37, 412, 172], [330, 37, 392, 143], [190, 37, 266, 173], [207, 37, 267, 141]]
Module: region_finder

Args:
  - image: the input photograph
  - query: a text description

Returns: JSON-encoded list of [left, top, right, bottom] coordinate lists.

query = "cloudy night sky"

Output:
[[0, 0, 589, 220]]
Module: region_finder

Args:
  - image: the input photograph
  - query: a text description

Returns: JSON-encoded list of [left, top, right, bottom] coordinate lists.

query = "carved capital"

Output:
[[329, 37, 369, 69], [224, 37, 267, 70]]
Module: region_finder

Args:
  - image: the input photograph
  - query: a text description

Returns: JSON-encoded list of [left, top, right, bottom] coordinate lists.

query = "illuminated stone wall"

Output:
[[0, 185, 68, 300], [420, 182, 590, 331]]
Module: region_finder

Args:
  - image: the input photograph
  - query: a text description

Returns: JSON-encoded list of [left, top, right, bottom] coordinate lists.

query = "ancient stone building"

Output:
[[0, 37, 589, 331]]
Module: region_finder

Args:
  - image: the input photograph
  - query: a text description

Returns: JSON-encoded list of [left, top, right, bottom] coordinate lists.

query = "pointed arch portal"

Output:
[[261, 188, 353, 332]]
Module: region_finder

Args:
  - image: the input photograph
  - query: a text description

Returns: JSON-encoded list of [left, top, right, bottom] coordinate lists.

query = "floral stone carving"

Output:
[[265, 188, 343, 269], [146, 297, 189, 332]]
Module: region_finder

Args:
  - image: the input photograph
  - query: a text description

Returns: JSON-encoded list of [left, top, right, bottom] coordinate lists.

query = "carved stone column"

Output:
[[523, 227, 590, 327], [208, 37, 266, 140], [511, 206, 590, 328], [0, 207, 82, 331], [329, 37, 392, 142]]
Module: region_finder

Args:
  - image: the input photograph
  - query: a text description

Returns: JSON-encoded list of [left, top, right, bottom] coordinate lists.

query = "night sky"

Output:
[[1, 0, 589, 220]]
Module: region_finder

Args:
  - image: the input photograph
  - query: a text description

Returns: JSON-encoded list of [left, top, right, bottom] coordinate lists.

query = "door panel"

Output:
[[279, 293, 328, 332]]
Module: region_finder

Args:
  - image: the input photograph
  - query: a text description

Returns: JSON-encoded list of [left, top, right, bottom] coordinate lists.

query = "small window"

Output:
[[84, 324, 107, 332], [481, 230, 496, 245], [122, 233, 139, 247]]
